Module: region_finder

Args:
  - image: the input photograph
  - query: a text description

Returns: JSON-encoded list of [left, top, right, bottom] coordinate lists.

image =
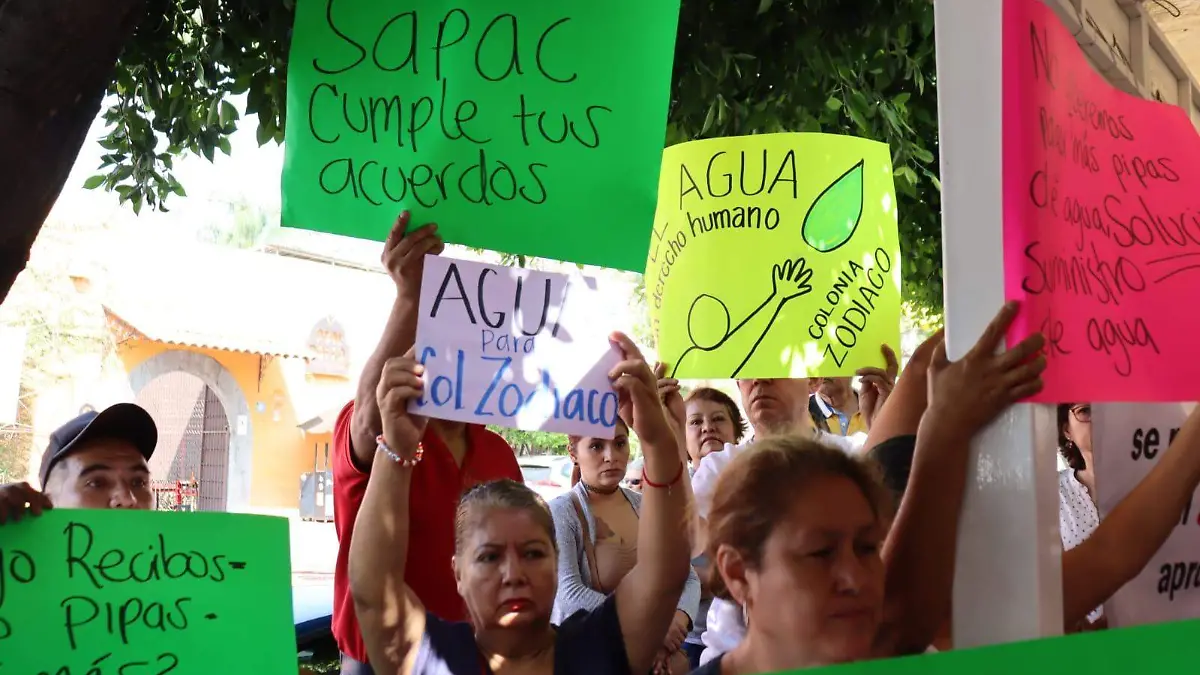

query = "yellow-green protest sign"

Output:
[[645, 133, 902, 379], [0, 510, 293, 674], [282, 0, 682, 272]]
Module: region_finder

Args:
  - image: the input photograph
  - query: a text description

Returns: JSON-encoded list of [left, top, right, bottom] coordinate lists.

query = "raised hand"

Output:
[[857, 344, 900, 430], [0, 482, 52, 525], [609, 333, 674, 448], [654, 362, 686, 431], [927, 303, 1046, 437], [771, 257, 814, 302], [375, 350, 430, 458], [381, 211, 445, 298]]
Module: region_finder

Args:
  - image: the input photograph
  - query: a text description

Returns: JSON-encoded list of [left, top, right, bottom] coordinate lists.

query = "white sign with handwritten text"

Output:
[[410, 255, 622, 438], [1094, 402, 1200, 627]]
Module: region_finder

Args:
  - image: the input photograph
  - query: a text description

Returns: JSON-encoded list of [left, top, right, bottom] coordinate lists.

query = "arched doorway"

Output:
[[128, 349, 253, 512], [136, 371, 230, 511]]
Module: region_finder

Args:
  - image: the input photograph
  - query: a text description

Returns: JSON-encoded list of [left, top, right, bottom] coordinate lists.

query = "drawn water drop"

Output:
[[801, 159, 865, 253]]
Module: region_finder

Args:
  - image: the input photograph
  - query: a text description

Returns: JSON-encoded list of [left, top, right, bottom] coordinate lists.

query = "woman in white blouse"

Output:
[[1056, 403, 1103, 627], [1056, 400, 1200, 632]]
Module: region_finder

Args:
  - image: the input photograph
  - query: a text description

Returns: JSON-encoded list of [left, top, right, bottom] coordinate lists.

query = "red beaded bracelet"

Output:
[[376, 434, 424, 468], [642, 460, 685, 490]]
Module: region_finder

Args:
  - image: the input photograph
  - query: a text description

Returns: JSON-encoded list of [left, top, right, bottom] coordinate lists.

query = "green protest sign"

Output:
[[282, 0, 682, 272], [799, 617, 1200, 674], [0, 510, 293, 674]]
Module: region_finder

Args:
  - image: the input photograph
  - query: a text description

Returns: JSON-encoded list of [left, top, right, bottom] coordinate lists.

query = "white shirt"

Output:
[[1058, 468, 1103, 623], [695, 430, 864, 663]]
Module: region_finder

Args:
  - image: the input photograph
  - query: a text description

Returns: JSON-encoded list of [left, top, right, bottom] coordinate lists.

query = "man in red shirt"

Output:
[[333, 213, 522, 675]]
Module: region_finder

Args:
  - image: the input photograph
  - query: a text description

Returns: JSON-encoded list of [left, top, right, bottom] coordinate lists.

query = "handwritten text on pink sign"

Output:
[[1003, 0, 1200, 402]]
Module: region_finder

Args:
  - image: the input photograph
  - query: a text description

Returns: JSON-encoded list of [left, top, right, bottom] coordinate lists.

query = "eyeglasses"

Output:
[[1070, 405, 1092, 423]]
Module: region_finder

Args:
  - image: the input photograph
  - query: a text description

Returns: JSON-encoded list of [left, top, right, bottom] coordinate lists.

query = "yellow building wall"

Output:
[[115, 338, 350, 513]]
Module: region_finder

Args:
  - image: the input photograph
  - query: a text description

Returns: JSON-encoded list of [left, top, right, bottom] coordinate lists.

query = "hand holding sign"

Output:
[[377, 350, 431, 456], [856, 344, 899, 430], [609, 332, 673, 449], [382, 211, 445, 298], [653, 362, 686, 434], [0, 481, 51, 524], [927, 303, 1047, 438]]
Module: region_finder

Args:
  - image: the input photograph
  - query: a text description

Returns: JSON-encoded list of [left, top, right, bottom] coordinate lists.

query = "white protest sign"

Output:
[[410, 255, 622, 438], [1094, 402, 1200, 627]]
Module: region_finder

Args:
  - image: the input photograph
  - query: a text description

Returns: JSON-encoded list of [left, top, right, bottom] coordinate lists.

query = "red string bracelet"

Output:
[[642, 460, 685, 490]]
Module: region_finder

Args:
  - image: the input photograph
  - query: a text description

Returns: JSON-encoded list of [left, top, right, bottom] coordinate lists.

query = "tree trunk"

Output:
[[0, 0, 144, 303]]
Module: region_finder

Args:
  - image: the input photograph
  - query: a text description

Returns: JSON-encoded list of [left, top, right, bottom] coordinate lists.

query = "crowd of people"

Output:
[[5, 211, 1200, 675]]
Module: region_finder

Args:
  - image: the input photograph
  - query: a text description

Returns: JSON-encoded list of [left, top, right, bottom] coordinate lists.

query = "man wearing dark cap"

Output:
[[0, 402, 158, 523]]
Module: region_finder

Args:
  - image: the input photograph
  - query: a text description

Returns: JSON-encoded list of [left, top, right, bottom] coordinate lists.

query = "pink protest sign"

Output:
[[1003, 0, 1200, 402], [409, 255, 623, 438]]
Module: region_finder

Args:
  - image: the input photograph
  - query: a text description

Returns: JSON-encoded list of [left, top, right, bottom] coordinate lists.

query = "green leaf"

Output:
[[825, 96, 842, 111], [846, 106, 869, 132], [82, 175, 106, 190], [893, 92, 911, 106], [220, 100, 238, 126], [911, 146, 935, 164], [802, 160, 864, 253], [757, 0, 773, 15], [256, 120, 274, 147], [700, 101, 717, 135], [216, 136, 232, 155], [169, 180, 187, 197], [894, 165, 919, 187]]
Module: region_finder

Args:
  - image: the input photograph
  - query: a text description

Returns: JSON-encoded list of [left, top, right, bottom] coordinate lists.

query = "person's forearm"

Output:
[[1063, 405, 1200, 627], [882, 419, 968, 653], [636, 437, 692, 590], [350, 456, 413, 620], [350, 294, 419, 466]]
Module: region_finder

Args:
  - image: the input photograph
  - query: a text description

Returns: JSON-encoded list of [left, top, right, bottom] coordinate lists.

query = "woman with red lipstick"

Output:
[[690, 303, 1047, 674], [550, 420, 701, 674], [350, 332, 693, 675]]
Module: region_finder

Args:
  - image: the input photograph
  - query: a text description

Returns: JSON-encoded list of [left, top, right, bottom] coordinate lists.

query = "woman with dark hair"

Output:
[[1057, 404, 1096, 546], [551, 419, 701, 674], [1052, 397, 1200, 633], [349, 333, 693, 675], [1056, 402, 1102, 625]]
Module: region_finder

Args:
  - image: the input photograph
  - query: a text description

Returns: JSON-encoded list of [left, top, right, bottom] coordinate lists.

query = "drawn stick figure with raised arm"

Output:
[[669, 257, 814, 378]]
